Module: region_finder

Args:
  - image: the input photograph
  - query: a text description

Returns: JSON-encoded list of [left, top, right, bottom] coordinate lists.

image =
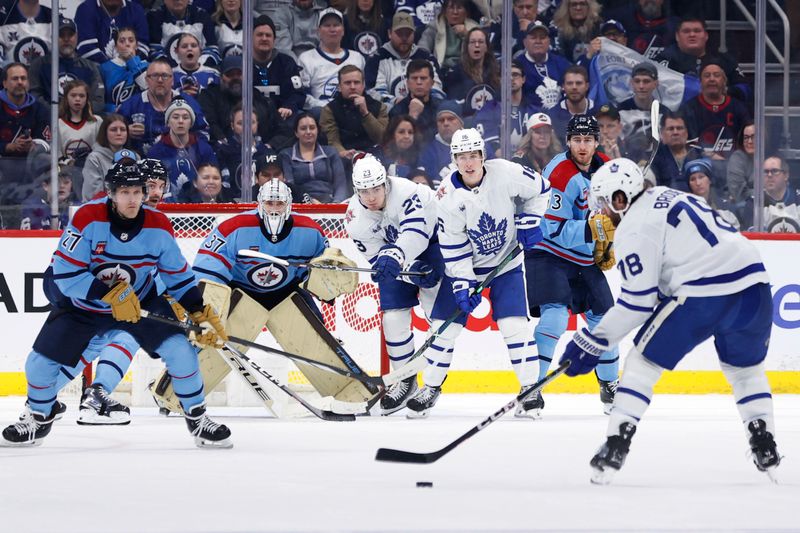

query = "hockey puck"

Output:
[[416, 481, 433, 488]]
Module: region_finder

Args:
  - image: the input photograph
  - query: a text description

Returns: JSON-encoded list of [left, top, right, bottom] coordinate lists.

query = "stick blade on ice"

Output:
[[375, 447, 440, 464]]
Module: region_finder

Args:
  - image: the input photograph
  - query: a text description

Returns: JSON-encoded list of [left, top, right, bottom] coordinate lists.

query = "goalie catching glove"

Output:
[[559, 327, 610, 377], [102, 282, 141, 323], [303, 247, 359, 301], [189, 304, 228, 348], [593, 240, 616, 271]]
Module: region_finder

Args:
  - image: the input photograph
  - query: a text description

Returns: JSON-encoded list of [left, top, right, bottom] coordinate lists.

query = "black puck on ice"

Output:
[[416, 481, 433, 488]]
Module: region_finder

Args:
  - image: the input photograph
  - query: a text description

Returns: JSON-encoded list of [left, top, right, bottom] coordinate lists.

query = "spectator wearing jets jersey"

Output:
[[0, 0, 54, 67], [389, 59, 443, 142], [211, 0, 244, 58], [298, 8, 366, 112], [280, 113, 348, 203], [759, 155, 800, 233], [148, 0, 220, 68], [75, 0, 150, 63], [320, 64, 388, 163], [272, 0, 328, 60], [442, 27, 499, 113], [374, 114, 423, 179], [344, 154, 465, 416], [343, 0, 387, 58], [99, 28, 149, 113], [251, 15, 306, 120], [419, 100, 464, 187], [516, 20, 572, 111], [417, 0, 487, 71], [55, 80, 102, 168], [364, 12, 445, 111], [172, 33, 221, 97], [28, 18, 105, 116]]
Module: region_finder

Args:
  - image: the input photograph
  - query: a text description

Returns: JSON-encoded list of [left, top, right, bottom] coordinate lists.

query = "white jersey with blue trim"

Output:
[[592, 186, 770, 347], [297, 47, 365, 108], [344, 176, 437, 266], [435, 158, 550, 283]]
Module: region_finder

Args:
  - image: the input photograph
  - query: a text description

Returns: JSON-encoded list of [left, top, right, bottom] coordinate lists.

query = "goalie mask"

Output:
[[590, 158, 644, 216], [257, 179, 292, 238], [450, 127, 485, 165]]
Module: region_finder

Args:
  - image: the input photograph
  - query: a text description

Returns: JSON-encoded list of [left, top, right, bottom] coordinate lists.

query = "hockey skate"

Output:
[[77, 384, 131, 425], [380, 375, 418, 415], [599, 379, 618, 415], [747, 419, 781, 483], [515, 385, 544, 419], [2, 408, 57, 447], [19, 400, 66, 422], [406, 383, 443, 419], [590, 422, 637, 485], [184, 403, 232, 449]]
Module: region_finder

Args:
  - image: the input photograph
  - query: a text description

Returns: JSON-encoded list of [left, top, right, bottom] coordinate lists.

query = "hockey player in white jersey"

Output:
[[437, 128, 551, 418], [345, 154, 464, 416], [559, 158, 780, 483]]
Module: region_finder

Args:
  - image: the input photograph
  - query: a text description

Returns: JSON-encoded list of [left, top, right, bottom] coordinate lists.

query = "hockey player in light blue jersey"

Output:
[[436, 128, 551, 418], [1, 162, 232, 448], [560, 158, 781, 484]]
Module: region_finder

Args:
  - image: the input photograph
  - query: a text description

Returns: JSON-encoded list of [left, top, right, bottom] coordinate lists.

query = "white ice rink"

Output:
[[1, 394, 798, 533]]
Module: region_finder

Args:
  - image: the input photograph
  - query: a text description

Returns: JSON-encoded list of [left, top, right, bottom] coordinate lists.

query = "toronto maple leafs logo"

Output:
[[384, 225, 399, 243], [536, 77, 561, 110], [467, 213, 507, 256]]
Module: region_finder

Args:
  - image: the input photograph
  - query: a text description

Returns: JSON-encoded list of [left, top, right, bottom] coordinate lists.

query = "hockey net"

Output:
[[71, 203, 387, 409]]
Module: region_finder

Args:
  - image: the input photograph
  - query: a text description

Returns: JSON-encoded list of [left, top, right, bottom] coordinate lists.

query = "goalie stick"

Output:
[[375, 361, 570, 464], [643, 99, 661, 174], [238, 249, 431, 277]]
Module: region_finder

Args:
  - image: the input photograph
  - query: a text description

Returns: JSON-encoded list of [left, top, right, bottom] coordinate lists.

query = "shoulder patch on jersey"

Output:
[[548, 159, 581, 192], [216, 213, 261, 238], [71, 201, 109, 232], [143, 208, 176, 236], [291, 214, 325, 235]]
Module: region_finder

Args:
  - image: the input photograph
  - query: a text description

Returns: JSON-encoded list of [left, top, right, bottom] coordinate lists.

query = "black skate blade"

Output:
[[375, 447, 442, 464]]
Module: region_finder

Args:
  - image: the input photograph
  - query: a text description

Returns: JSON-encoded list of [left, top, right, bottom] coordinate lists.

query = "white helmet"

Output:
[[450, 128, 485, 164], [590, 158, 645, 216], [351, 154, 387, 190], [257, 178, 292, 237]]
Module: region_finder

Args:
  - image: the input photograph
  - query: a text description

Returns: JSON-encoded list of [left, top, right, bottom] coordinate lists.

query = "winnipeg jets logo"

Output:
[[248, 263, 287, 288], [93, 264, 135, 287], [467, 213, 507, 256], [384, 225, 399, 243]]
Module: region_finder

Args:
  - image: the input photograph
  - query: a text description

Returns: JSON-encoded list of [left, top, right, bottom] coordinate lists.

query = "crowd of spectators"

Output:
[[0, 0, 796, 232]]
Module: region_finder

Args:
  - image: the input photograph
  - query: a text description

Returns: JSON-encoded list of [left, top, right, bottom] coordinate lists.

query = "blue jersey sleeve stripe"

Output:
[[617, 299, 652, 313], [685, 263, 766, 286], [443, 251, 472, 263], [620, 286, 659, 296], [400, 217, 426, 226], [440, 240, 470, 250], [402, 228, 429, 240]]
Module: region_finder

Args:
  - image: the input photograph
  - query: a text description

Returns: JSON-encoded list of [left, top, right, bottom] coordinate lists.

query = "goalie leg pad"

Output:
[[421, 320, 463, 387], [497, 316, 538, 387], [383, 309, 415, 370]]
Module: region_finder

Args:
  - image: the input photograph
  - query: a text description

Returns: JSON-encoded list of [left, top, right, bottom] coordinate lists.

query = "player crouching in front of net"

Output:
[[345, 155, 466, 417], [148, 178, 373, 417], [436, 128, 551, 418], [1, 163, 232, 448], [559, 158, 781, 484]]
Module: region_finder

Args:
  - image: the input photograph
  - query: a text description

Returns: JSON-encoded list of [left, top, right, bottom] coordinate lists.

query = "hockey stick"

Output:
[[643, 99, 661, 175], [220, 341, 357, 421], [375, 361, 570, 464], [238, 249, 431, 277]]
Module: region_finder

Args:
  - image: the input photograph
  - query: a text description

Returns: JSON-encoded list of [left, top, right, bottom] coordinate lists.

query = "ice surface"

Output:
[[1, 394, 798, 533]]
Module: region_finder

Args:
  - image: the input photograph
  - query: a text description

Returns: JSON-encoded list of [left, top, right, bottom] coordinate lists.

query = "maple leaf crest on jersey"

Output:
[[467, 213, 507, 255], [385, 225, 399, 243]]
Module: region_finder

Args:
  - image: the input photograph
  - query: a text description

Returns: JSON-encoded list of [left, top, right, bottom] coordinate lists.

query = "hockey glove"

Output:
[[371, 245, 404, 283], [452, 279, 482, 315], [406, 260, 440, 289], [189, 304, 229, 349], [560, 327, 610, 377], [515, 214, 544, 250], [593, 240, 616, 271], [588, 213, 615, 243], [165, 294, 188, 321], [102, 282, 141, 323]]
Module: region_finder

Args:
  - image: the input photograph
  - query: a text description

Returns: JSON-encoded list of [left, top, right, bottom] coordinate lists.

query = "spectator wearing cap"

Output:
[[616, 61, 664, 160], [577, 18, 627, 69], [211, 0, 245, 58], [343, 0, 387, 58], [117, 58, 209, 154], [680, 55, 750, 173], [28, 18, 105, 115], [75, 0, 150, 64], [252, 15, 307, 119], [685, 157, 740, 229], [147, 0, 220, 67], [365, 12, 445, 110], [512, 112, 563, 173], [656, 17, 748, 100], [418, 100, 464, 186], [20, 169, 79, 230], [298, 8, 365, 111], [146, 97, 218, 191], [473, 60, 541, 158], [596, 104, 637, 162], [547, 65, 597, 139], [389, 59, 443, 142], [252, 148, 305, 200], [320, 65, 388, 162], [442, 27, 499, 112], [172, 33, 221, 97], [82, 114, 136, 201], [99, 27, 149, 113], [516, 20, 571, 110], [0, 0, 54, 67], [177, 162, 234, 203], [215, 103, 271, 198], [605, 0, 679, 59], [645, 109, 702, 191], [418, 0, 488, 71], [485, 0, 542, 56], [548, 0, 603, 64], [273, 0, 328, 60]]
